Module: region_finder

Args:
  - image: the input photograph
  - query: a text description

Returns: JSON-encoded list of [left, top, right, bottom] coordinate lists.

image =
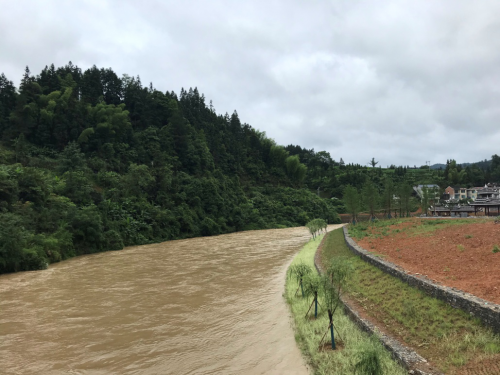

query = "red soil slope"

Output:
[[356, 220, 500, 304]]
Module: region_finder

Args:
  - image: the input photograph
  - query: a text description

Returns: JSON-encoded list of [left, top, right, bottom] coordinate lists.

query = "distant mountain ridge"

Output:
[[430, 160, 492, 170]]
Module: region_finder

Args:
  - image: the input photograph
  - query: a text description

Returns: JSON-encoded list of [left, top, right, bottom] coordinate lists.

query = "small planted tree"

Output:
[[306, 218, 328, 239], [289, 263, 312, 297], [320, 219, 327, 233], [302, 273, 322, 319], [320, 257, 353, 349], [306, 220, 318, 239]]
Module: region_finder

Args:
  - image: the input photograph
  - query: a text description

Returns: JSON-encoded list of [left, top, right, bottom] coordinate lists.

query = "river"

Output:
[[0, 226, 339, 374]]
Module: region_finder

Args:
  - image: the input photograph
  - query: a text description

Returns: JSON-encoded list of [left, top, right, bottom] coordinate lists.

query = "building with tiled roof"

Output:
[[469, 186, 500, 216]]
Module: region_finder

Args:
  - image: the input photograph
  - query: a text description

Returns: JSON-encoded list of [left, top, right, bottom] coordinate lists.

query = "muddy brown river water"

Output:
[[0, 226, 340, 374]]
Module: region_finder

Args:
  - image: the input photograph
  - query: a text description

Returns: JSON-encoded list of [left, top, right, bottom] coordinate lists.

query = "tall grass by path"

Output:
[[285, 234, 406, 375], [323, 227, 500, 373]]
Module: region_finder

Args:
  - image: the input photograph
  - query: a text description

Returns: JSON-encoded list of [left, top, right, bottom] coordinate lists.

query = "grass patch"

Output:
[[348, 218, 473, 241], [493, 245, 500, 254], [322, 228, 500, 373], [348, 219, 404, 240], [285, 234, 406, 375]]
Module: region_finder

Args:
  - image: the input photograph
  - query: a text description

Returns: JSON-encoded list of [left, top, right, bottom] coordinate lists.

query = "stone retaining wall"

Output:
[[342, 226, 500, 334], [314, 232, 439, 375]]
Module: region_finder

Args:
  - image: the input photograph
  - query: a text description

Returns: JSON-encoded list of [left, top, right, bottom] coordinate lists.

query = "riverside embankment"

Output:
[[0, 227, 317, 374]]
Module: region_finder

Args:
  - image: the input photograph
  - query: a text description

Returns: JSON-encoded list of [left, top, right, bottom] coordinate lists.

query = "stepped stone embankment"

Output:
[[342, 226, 500, 334]]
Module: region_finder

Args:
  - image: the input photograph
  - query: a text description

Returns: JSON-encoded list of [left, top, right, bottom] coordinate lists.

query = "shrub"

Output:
[[21, 247, 48, 271], [403, 300, 418, 320], [485, 342, 500, 354], [200, 217, 221, 236], [354, 340, 384, 375], [104, 230, 124, 251], [288, 263, 312, 297]]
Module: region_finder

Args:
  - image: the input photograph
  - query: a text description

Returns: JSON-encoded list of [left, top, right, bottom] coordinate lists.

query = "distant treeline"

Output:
[[285, 144, 500, 196], [430, 159, 492, 171]]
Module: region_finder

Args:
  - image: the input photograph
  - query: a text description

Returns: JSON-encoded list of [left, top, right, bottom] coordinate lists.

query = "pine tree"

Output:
[[0, 73, 17, 134], [343, 185, 361, 224]]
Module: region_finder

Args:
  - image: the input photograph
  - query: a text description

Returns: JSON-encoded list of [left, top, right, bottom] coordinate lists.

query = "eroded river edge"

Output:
[[0, 226, 323, 374]]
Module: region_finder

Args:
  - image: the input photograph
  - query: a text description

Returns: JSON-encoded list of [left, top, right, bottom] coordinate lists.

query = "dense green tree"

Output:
[[421, 186, 430, 216], [343, 185, 361, 224], [397, 182, 413, 217], [8, 67, 42, 140], [368, 157, 378, 168], [381, 177, 395, 218], [0, 73, 17, 134], [37, 64, 60, 94], [362, 179, 379, 220], [100, 68, 122, 105], [0, 213, 40, 273], [285, 155, 307, 185], [81, 65, 104, 106], [491, 154, 500, 182]]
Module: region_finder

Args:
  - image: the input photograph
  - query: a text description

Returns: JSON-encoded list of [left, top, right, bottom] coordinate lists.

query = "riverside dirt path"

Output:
[[0, 226, 341, 374]]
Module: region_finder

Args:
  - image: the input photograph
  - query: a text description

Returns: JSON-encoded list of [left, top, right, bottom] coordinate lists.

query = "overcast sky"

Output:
[[2, 0, 500, 167]]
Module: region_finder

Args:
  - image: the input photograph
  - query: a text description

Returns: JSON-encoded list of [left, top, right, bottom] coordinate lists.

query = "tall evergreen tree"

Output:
[[37, 64, 60, 94], [362, 179, 379, 220], [343, 185, 361, 224], [0, 73, 17, 135], [381, 177, 395, 218], [100, 68, 122, 105], [81, 65, 104, 106]]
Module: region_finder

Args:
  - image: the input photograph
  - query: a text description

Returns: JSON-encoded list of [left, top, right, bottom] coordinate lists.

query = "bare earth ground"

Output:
[[356, 219, 500, 304]]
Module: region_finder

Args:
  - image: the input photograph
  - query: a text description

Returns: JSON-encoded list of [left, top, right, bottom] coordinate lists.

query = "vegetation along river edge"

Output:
[[285, 226, 407, 375]]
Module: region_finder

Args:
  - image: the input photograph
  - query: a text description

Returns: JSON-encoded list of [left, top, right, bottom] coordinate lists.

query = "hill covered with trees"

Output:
[[1, 63, 498, 274], [0, 63, 339, 274]]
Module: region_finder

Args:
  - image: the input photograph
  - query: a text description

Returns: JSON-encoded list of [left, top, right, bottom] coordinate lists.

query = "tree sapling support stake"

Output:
[[319, 322, 331, 347], [329, 310, 335, 350], [294, 279, 305, 297], [314, 293, 318, 318], [305, 299, 315, 318]]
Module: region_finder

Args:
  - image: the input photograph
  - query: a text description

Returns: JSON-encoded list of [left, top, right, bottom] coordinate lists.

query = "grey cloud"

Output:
[[1, 0, 500, 166]]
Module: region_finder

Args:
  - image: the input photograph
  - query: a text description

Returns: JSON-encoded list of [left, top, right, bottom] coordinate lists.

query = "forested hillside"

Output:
[[0, 63, 340, 274], [1, 63, 499, 274]]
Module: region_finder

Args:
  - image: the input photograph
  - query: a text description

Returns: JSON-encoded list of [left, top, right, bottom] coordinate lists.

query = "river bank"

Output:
[[284, 227, 406, 375]]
